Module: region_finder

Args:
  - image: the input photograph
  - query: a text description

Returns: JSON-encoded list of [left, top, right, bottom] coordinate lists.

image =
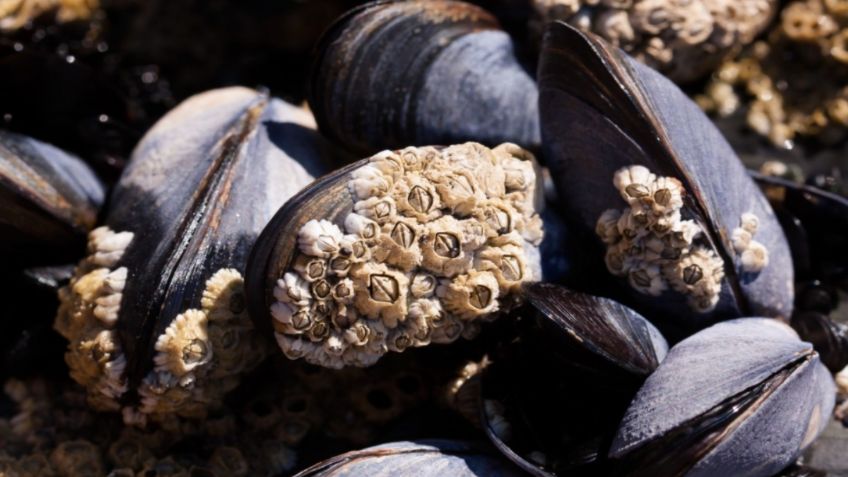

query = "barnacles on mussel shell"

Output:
[[539, 22, 793, 328], [531, 0, 776, 83], [294, 440, 523, 476], [246, 142, 543, 369], [0, 129, 104, 266], [308, 0, 540, 155], [610, 318, 835, 476], [54, 87, 341, 425]]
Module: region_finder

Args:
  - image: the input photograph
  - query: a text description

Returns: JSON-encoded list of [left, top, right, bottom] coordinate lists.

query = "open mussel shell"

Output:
[[610, 318, 835, 477], [0, 129, 104, 267], [538, 22, 793, 331], [246, 142, 544, 369], [308, 0, 539, 156], [54, 86, 344, 425], [480, 283, 667, 475], [294, 440, 523, 476]]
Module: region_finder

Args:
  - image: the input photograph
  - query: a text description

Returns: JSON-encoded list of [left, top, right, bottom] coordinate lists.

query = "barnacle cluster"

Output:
[[532, 0, 776, 82], [596, 166, 725, 312], [0, 377, 298, 476], [731, 212, 769, 273], [55, 227, 267, 425], [698, 0, 848, 146], [272, 143, 543, 368], [0, 0, 99, 31]]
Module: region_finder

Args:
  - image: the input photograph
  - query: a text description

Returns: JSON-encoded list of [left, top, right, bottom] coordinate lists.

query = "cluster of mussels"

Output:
[[1, 0, 848, 476], [271, 144, 542, 368]]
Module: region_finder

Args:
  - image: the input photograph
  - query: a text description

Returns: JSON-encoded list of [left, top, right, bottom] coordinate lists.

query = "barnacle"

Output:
[[271, 143, 543, 368], [0, 0, 99, 31], [596, 166, 728, 312], [57, 230, 266, 424], [732, 212, 770, 274], [532, 0, 776, 83], [698, 0, 848, 146]]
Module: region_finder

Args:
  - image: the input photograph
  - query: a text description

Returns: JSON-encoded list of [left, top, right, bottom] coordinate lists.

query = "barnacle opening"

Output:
[[595, 166, 725, 313], [56, 230, 266, 425], [271, 143, 543, 368]]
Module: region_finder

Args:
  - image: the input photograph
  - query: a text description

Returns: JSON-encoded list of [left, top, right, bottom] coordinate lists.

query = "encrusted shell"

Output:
[[308, 0, 540, 155], [246, 143, 544, 369], [538, 22, 793, 331], [532, 0, 777, 83], [0, 129, 104, 266], [610, 318, 835, 476], [54, 87, 343, 425]]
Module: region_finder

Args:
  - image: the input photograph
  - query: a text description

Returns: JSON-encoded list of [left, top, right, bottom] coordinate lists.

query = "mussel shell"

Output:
[[752, 171, 848, 285], [480, 284, 667, 475], [538, 22, 793, 328], [308, 0, 539, 155], [610, 318, 835, 477], [294, 440, 523, 476], [55, 87, 343, 420], [0, 129, 104, 266]]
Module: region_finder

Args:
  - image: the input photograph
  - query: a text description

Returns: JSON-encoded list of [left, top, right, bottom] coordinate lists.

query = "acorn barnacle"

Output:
[[247, 142, 544, 369], [53, 87, 344, 424], [596, 165, 726, 313], [541, 22, 794, 327]]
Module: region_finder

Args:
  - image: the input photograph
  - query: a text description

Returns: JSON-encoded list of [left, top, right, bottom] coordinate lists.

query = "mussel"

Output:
[[480, 283, 667, 475], [53, 87, 344, 424], [0, 129, 104, 267], [538, 22, 793, 332], [610, 318, 835, 476], [246, 142, 544, 369], [294, 440, 523, 476], [308, 0, 540, 155]]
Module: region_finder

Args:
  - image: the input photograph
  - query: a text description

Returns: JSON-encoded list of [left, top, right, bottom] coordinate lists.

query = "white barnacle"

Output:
[[740, 212, 760, 234], [297, 219, 343, 258], [348, 163, 391, 200], [741, 241, 769, 273], [731, 227, 752, 253], [351, 262, 409, 328], [427, 168, 482, 216], [343, 213, 380, 241], [628, 263, 667, 296], [93, 267, 127, 326], [273, 273, 311, 306], [392, 174, 442, 223], [200, 268, 246, 322], [649, 176, 684, 214], [438, 271, 500, 320], [410, 273, 438, 298], [421, 215, 474, 277], [353, 196, 397, 224], [89, 227, 134, 267], [596, 209, 623, 244], [613, 165, 656, 203], [153, 309, 213, 378], [372, 218, 423, 272]]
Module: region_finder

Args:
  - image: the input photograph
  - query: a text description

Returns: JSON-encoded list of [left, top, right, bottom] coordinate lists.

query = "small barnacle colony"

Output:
[[596, 165, 725, 313], [732, 212, 769, 274], [259, 143, 544, 368]]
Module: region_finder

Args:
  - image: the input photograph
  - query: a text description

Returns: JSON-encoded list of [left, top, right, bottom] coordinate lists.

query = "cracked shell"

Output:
[[539, 22, 793, 331], [308, 0, 540, 155], [610, 318, 835, 477], [246, 143, 544, 369], [53, 87, 344, 425], [0, 129, 104, 266]]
